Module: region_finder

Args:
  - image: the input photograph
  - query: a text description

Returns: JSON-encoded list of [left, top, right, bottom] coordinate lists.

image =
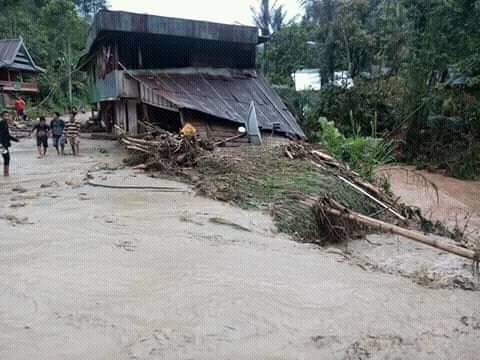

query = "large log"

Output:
[[321, 206, 477, 261]]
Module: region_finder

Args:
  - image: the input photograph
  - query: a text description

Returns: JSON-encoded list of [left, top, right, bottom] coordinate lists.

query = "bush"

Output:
[[300, 79, 400, 140], [316, 119, 394, 179]]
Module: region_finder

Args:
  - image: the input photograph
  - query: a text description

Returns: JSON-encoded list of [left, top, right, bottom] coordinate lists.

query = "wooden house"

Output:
[[79, 10, 305, 142], [0, 37, 45, 110]]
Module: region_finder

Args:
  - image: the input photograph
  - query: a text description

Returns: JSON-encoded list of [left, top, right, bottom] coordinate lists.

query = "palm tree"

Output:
[[251, 0, 286, 36], [271, 5, 286, 33]]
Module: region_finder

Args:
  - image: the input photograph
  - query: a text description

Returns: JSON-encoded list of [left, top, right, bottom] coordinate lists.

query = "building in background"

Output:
[[78, 10, 305, 143], [0, 37, 45, 110], [293, 69, 354, 92], [292, 69, 321, 91]]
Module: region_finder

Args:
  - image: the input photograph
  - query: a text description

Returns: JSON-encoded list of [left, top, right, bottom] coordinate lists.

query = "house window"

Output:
[[0, 70, 8, 81]]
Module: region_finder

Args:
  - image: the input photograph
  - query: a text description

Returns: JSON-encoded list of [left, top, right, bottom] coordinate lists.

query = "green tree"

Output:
[[74, 0, 108, 19], [0, 0, 89, 110], [263, 23, 318, 85], [39, 0, 89, 107]]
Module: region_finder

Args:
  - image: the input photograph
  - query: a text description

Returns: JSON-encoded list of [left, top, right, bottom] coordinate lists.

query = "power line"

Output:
[[30, 51, 96, 110]]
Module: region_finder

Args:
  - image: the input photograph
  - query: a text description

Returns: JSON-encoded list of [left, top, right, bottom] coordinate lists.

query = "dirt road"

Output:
[[1, 139, 479, 359]]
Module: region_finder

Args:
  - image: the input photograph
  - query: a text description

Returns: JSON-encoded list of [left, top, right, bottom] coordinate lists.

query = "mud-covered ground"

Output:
[[0, 139, 479, 359]]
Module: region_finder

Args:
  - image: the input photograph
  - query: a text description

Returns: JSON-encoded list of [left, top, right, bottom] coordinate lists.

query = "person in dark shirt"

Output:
[[31, 116, 51, 158], [50, 112, 66, 155], [0, 111, 19, 177]]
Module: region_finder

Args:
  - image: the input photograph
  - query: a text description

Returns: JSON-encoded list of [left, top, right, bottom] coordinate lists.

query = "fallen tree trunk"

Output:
[[320, 205, 477, 261]]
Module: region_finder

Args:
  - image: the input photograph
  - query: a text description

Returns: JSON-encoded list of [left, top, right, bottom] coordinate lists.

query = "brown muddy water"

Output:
[[377, 166, 480, 236]]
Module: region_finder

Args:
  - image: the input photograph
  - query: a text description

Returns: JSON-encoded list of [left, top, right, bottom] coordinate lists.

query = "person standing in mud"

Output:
[[50, 112, 65, 155], [64, 107, 81, 156], [31, 116, 51, 158], [0, 111, 19, 177]]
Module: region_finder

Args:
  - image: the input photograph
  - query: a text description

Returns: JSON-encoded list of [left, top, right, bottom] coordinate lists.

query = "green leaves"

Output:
[[0, 0, 90, 110], [74, 0, 108, 18], [315, 119, 394, 180], [250, 0, 286, 36]]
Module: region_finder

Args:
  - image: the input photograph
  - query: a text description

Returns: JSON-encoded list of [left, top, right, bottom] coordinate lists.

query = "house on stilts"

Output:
[[0, 37, 45, 110], [79, 10, 305, 143]]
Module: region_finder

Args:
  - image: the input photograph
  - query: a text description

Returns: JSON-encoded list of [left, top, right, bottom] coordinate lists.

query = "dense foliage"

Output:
[[264, 0, 480, 179], [0, 0, 106, 112]]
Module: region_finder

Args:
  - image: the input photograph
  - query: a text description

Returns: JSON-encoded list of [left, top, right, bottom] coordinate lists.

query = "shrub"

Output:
[[316, 119, 394, 179]]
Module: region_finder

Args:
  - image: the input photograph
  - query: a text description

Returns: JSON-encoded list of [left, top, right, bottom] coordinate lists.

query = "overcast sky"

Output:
[[109, 0, 304, 26]]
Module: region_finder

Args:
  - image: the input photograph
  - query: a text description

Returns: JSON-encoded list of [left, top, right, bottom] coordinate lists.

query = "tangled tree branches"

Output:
[[120, 127, 213, 173], [279, 143, 480, 262]]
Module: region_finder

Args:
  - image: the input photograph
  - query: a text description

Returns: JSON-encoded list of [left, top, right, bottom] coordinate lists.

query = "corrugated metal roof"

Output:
[[0, 38, 45, 72], [132, 69, 305, 138], [86, 10, 259, 54], [0, 39, 22, 65]]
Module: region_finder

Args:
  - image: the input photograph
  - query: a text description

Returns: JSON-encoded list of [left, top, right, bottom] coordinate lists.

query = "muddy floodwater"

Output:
[[1, 139, 479, 359], [377, 166, 480, 234]]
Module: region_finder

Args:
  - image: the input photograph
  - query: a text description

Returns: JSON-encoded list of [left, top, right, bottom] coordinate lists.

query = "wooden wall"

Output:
[[181, 109, 290, 147], [182, 110, 249, 147]]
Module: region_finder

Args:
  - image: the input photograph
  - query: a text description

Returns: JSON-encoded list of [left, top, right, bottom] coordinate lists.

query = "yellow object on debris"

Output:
[[180, 123, 197, 136]]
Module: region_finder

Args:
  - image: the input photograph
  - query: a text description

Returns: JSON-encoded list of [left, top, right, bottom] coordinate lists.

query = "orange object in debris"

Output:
[[180, 123, 197, 136]]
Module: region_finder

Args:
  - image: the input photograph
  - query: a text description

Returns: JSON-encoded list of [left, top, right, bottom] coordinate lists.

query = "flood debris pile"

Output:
[[273, 143, 407, 243], [280, 143, 479, 263], [120, 128, 480, 264], [193, 142, 395, 244], [120, 123, 213, 173]]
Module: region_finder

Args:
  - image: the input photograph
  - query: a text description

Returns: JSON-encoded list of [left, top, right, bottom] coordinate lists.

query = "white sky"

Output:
[[108, 0, 303, 26]]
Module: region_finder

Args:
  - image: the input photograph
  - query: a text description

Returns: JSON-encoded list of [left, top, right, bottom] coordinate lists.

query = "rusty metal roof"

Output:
[[86, 10, 259, 55], [0, 38, 45, 72], [132, 68, 305, 138]]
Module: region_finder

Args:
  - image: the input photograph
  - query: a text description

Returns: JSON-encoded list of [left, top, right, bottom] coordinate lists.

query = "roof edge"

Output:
[[0, 36, 45, 73], [85, 9, 259, 55], [129, 67, 257, 78]]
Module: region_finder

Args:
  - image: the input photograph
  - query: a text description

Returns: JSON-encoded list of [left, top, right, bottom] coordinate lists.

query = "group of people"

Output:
[[0, 108, 81, 177], [31, 110, 81, 158]]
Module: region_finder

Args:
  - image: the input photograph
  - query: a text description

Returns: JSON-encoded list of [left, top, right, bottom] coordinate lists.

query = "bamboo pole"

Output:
[[311, 149, 338, 163], [322, 206, 477, 261], [337, 175, 407, 221]]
